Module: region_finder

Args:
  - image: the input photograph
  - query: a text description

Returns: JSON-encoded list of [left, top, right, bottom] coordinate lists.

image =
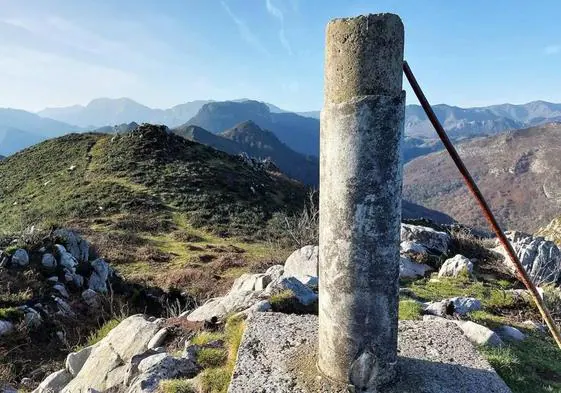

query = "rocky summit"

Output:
[[2, 218, 561, 392]]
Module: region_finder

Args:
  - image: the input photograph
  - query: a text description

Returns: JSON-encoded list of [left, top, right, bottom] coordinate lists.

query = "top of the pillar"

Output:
[[324, 13, 404, 104]]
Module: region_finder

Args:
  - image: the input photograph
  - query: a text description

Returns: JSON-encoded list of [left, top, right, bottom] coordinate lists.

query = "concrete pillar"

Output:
[[318, 13, 405, 391]]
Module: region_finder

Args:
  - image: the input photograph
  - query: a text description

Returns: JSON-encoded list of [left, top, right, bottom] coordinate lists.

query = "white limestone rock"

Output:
[[32, 369, 73, 393], [66, 346, 94, 377], [455, 321, 503, 347], [438, 254, 473, 278], [60, 315, 162, 393], [282, 245, 319, 288], [147, 328, 169, 350], [493, 231, 561, 285], [263, 276, 318, 306], [399, 256, 431, 279], [401, 224, 450, 254], [185, 291, 262, 322]]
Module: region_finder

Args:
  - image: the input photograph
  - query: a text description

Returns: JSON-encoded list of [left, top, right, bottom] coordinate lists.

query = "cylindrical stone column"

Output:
[[318, 13, 405, 391]]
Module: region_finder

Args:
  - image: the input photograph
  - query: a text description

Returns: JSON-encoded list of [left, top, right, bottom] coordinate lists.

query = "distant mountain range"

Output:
[[3, 97, 561, 173], [405, 101, 561, 138]]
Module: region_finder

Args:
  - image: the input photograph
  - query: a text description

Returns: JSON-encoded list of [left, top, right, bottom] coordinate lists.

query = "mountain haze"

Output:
[[38, 98, 213, 128], [0, 108, 79, 156]]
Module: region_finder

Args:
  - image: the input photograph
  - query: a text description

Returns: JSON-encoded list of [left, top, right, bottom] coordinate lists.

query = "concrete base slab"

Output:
[[229, 313, 512, 393]]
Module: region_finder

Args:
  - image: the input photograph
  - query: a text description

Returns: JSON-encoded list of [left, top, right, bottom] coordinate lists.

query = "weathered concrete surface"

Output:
[[229, 313, 512, 393], [319, 13, 405, 389]]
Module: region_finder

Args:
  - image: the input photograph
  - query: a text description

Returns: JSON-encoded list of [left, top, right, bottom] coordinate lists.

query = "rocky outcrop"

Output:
[[184, 246, 319, 322], [400, 224, 450, 254], [494, 231, 561, 285], [61, 315, 163, 392], [32, 370, 73, 393]]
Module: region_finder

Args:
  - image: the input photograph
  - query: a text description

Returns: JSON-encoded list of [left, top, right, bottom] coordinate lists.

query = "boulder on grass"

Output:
[[455, 321, 503, 347], [438, 254, 473, 278]]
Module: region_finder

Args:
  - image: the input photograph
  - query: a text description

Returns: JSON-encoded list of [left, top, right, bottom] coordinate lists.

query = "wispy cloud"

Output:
[[221, 1, 268, 55], [544, 45, 560, 55], [265, 0, 292, 55]]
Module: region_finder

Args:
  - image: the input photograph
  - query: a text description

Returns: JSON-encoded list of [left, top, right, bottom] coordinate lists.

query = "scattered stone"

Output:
[[400, 240, 427, 255], [494, 231, 561, 285], [41, 253, 57, 269], [54, 296, 74, 316], [230, 273, 271, 293], [0, 320, 14, 336], [234, 300, 272, 319], [89, 258, 109, 293], [399, 256, 431, 278], [54, 229, 90, 262], [401, 224, 450, 254], [56, 245, 78, 272], [33, 369, 73, 393], [496, 325, 526, 342], [185, 291, 262, 322], [127, 353, 198, 393], [522, 320, 546, 332], [450, 297, 482, 315], [455, 321, 503, 347], [147, 328, 169, 349], [263, 276, 318, 306], [82, 289, 100, 308], [265, 265, 284, 281], [438, 254, 473, 278], [424, 297, 481, 317], [53, 284, 70, 298], [283, 245, 319, 288], [424, 300, 453, 317], [11, 249, 29, 267], [66, 346, 94, 377], [23, 307, 42, 328], [47, 276, 59, 283]]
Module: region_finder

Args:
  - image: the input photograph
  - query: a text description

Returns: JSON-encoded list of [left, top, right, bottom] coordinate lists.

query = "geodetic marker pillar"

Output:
[[318, 13, 405, 391]]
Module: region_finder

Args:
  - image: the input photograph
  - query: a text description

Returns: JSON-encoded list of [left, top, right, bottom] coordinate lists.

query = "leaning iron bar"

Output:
[[402, 60, 561, 349]]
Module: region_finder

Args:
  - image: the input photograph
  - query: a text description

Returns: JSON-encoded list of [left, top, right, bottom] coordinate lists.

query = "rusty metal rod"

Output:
[[403, 60, 561, 349]]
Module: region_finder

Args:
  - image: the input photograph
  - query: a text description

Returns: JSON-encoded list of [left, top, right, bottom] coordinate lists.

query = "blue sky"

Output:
[[0, 0, 560, 112]]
